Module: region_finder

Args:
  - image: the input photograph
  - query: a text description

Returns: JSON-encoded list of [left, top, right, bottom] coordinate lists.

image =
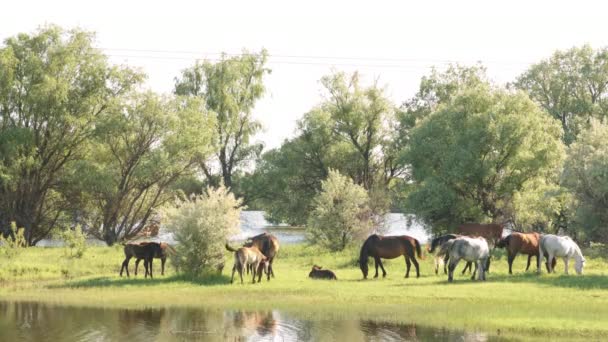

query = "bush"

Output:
[[0, 222, 27, 258], [307, 170, 373, 251], [163, 185, 242, 276], [58, 225, 87, 258]]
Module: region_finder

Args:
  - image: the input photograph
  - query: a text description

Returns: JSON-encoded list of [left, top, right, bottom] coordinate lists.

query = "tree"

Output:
[[0, 26, 141, 245], [307, 170, 373, 251], [515, 45, 608, 145], [163, 185, 242, 276], [562, 119, 608, 242], [404, 84, 565, 233], [174, 50, 269, 193], [72, 93, 216, 245]]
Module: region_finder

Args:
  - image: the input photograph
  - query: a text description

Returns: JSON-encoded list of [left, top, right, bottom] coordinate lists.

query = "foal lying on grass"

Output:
[[226, 243, 269, 284], [308, 265, 337, 280]]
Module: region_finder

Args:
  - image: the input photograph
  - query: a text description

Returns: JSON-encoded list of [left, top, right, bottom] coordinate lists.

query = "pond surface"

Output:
[[0, 301, 503, 342]]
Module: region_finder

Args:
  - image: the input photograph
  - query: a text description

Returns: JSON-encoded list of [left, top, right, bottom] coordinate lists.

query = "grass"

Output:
[[1, 243, 607, 340]]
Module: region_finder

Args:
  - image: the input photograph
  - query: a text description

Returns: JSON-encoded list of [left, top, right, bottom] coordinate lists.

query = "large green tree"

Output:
[[174, 50, 269, 192], [515, 45, 608, 145], [562, 119, 608, 242], [72, 93, 216, 245], [404, 84, 565, 233], [0, 26, 141, 245]]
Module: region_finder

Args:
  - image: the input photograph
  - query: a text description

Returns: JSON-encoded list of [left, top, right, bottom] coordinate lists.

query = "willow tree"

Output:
[[0, 26, 141, 245], [71, 93, 216, 245], [404, 85, 565, 233], [174, 50, 269, 191]]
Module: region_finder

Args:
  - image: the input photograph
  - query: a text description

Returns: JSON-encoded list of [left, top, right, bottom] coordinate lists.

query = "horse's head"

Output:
[[495, 236, 508, 248], [359, 258, 368, 279], [575, 256, 586, 275]]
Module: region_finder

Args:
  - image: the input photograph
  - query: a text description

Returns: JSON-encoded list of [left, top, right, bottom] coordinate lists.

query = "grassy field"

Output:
[[1, 243, 607, 340]]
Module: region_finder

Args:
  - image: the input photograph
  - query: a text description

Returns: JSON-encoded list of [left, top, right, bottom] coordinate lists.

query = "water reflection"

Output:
[[0, 302, 503, 341]]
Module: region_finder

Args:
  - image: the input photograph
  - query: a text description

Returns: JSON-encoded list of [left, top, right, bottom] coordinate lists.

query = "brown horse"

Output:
[[359, 234, 422, 279], [456, 223, 504, 246], [134, 242, 174, 276], [308, 265, 338, 280], [244, 232, 279, 282], [497, 232, 556, 274], [119, 242, 163, 278]]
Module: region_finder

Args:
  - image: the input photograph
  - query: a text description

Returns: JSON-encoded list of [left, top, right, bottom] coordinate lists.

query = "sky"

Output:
[[2, 0, 608, 149]]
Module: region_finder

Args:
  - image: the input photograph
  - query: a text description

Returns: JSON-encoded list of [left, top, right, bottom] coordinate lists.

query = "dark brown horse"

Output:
[[497, 232, 555, 274], [133, 242, 174, 276], [359, 234, 422, 279], [244, 232, 279, 282], [456, 223, 504, 246], [308, 265, 337, 280], [119, 242, 163, 279], [428, 234, 474, 275]]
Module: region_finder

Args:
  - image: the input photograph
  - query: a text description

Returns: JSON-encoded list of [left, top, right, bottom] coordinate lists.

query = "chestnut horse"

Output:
[[359, 234, 422, 279], [496, 232, 556, 274], [456, 223, 504, 246]]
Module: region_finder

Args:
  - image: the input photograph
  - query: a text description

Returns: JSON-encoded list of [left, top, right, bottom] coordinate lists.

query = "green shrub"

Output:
[[0, 222, 27, 258], [58, 225, 87, 258], [163, 185, 241, 276]]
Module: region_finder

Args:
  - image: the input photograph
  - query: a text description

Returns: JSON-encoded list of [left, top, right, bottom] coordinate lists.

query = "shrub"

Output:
[[163, 185, 242, 276], [307, 170, 373, 251], [0, 222, 27, 258], [58, 225, 87, 258]]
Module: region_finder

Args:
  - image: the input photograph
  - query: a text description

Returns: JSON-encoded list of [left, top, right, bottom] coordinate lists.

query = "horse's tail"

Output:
[[225, 243, 238, 252], [414, 239, 424, 260], [537, 235, 545, 273], [164, 243, 177, 256]]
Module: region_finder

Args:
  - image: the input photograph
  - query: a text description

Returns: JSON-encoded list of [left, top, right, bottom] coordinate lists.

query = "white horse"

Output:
[[440, 236, 490, 282], [537, 234, 585, 275]]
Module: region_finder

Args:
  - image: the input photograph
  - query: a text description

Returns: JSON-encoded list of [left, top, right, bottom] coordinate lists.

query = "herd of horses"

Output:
[[118, 223, 587, 283]]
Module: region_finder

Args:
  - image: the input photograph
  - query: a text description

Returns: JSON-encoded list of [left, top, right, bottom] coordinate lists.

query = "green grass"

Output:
[[1, 243, 607, 340]]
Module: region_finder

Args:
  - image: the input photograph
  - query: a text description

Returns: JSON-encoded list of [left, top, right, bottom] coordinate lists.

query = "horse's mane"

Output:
[[359, 234, 379, 264], [429, 234, 459, 253]]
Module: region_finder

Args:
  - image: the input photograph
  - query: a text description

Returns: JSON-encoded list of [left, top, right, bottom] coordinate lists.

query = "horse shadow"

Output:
[[49, 273, 233, 289], [491, 272, 608, 290]]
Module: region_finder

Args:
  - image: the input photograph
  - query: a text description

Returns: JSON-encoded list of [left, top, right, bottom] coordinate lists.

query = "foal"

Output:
[[134, 242, 174, 276], [226, 243, 269, 284], [119, 242, 163, 279], [308, 265, 338, 280]]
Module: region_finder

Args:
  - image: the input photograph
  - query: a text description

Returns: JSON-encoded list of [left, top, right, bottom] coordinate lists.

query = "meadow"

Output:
[[1, 243, 607, 341]]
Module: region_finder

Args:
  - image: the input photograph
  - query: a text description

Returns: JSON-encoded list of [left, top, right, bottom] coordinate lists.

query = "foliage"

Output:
[[174, 50, 269, 193], [404, 84, 565, 233], [307, 170, 373, 251], [163, 185, 242, 276], [58, 225, 87, 258], [515, 45, 608, 145], [70, 93, 216, 245], [0, 222, 27, 258], [0, 25, 142, 245], [562, 119, 608, 242]]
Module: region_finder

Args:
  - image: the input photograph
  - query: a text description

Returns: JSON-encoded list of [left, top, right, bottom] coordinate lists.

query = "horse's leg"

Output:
[[444, 255, 449, 274], [377, 258, 387, 278], [404, 256, 411, 278], [161, 257, 166, 276], [507, 252, 516, 275], [411, 255, 420, 278], [148, 258, 153, 279], [434, 256, 439, 275], [373, 257, 380, 278], [252, 263, 257, 284], [547, 253, 554, 273], [462, 262, 471, 275], [268, 258, 274, 281], [448, 259, 458, 282], [134, 258, 140, 276], [121, 256, 132, 278], [564, 257, 569, 275], [231, 264, 236, 284], [239, 264, 244, 284], [471, 262, 477, 280], [525, 255, 532, 272]]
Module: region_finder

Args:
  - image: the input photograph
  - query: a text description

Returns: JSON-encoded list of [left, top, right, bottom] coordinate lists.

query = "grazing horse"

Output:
[[496, 232, 556, 274], [119, 242, 163, 279], [134, 242, 174, 276], [308, 265, 338, 280], [226, 243, 269, 284], [359, 234, 422, 279], [440, 236, 490, 282], [456, 223, 504, 246], [537, 234, 585, 275], [244, 232, 280, 282], [428, 234, 474, 275]]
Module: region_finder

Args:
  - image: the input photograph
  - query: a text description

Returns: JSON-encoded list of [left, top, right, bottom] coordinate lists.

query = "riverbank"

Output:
[[1, 244, 607, 340]]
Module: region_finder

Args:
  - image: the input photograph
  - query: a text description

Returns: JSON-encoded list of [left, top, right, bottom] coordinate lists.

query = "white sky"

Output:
[[2, 0, 608, 149]]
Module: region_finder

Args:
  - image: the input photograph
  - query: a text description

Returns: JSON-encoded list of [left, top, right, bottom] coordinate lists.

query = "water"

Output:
[[0, 302, 502, 342], [37, 211, 430, 246]]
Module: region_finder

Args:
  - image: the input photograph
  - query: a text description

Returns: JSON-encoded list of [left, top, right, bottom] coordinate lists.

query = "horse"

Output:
[[496, 232, 556, 274], [456, 223, 504, 246], [308, 265, 338, 280], [119, 242, 163, 279], [244, 232, 279, 282], [428, 234, 474, 275], [359, 234, 422, 279], [225, 243, 269, 284], [440, 236, 490, 282], [133, 242, 174, 276], [537, 234, 585, 275]]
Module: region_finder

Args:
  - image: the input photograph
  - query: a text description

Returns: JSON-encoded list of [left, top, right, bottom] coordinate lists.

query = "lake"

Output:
[[0, 301, 503, 341]]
